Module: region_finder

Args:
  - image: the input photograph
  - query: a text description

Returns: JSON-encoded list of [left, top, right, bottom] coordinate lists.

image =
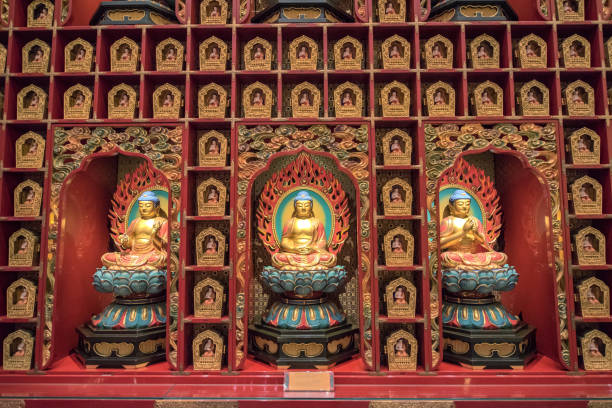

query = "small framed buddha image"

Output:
[[385, 277, 416, 318], [14, 180, 42, 217], [423, 35, 453, 69], [468, 34, 500, 69], [571, 175, 602, 215], [569, 128, 600, 165], [22, 39, 50, 73], [606, 38, 612, 67], [244, 37, 272, 71], [16, 132, 45, 168], [472, 81, 503, 116], [27, 0, 53, 28], [108, 84, 138, 120], [517, 80, 549, 116], [581, 330, 612, 371], [243, 81, 273, 119], [200, 37, 228, 71], [289, 35, 318, 71], [378, 0, 405, 22], [561, 35, 590, 68], [64, 84, 92, 120], [194, 278, 224, 318], [198, 130, 227, 167], [556, 0, 584, 21], [197, 178, 226, 216], [0, 43, 7, 74], [384, 227, 414, 267], [334, 36, 363, 70], [6, 278, 36, 318], [382, 178, 412, 216], [604, 0, 612, 19], [200, 0, 228, 24], [516, 34, 547, 68], [8, 228, 38, 267], [196, 227, 225, 266], [425, 81, 455, 117], [110, 37, 139, 72], [291, 82, 320, 118], [385, 329, 417, 371], [575, 226, 605, 266], [3, 330, 34, 371], [198, 83, 227, 119], [577, 277, 610, 318], [382, 129, 412, 166], [564, 80, 594, 116], [17, 85, 47, 120], [193, 330, 224, 371], [334, 82, 362, 118], [156, 38, 184, 72], [153, 84, 182, 119], [382, 35, 410, 70], [65, 38, 94, 73]]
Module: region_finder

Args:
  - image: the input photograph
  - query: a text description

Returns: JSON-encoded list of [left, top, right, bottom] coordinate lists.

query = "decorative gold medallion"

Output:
[[65, 38, 94, 73], [244, 37, 272, 71], [110, 37, 139, 72], [569, 127, 600, 165], [194, 277, 224, 318], [517, 80, 549, 116], [200, 37, 228, 71], [561, 34, 590, 68], [27, 0, 53, 27], [382, 35, 410, 70], [200, 0, 228, 24], [156, 38, 184, 72], [378, 0, 406, 22], [556, 0, 584, 21], [381, 81, 410, 117], [382, 177, 412, 216], [289, 35, 318, 70], [3, 330, 34, 371], [63, 84, 92, 120], [571, 175, 602, 215], [198, 130, 227, 167], [290, 81, 320, 118], [382, 129, 412, 166], [22, 39, 50, 73], [564, 80, 594, 116], [577, 277, 609, 318], [243, 81, 273, 118], [581, 329, 612, 371], [17, 85, 47, 120], [8, 229, 38, 267], [196, 227, 225, 266], [516, 34, 547, 68], [14, 179, 42, 217], [153, 83, 182, 119], [197, 178, 226, 216], [423, 35, 453, 69], [334, 82, 362, 118], [385, 277, 416, 318], [468, 34, 500, 69], [334, 36, 363, 70], [425, 81, 455, 117], [198, 83, 227, 118], [193, 329, 224, 370], [472, 81, 503, 116], [0, 43, 7, 73], [385, 329, 417, 371], [575, 226, 605, 266], [384, 227, 414, 267], [15, 132, 45, 169], [6, 278, 36, 318], [108, 84, 138, 120]]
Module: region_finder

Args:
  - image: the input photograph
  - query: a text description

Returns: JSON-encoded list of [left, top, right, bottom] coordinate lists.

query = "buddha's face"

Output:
[[138, 200, 158, 218], [450, 198, 470, 217], [294, 199, 312, 218]]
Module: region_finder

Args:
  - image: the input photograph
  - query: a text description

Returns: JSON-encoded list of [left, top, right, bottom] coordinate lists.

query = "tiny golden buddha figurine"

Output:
[[198, 83, 227, 119], [425, 81, 455, 117], [108, 84, 138, 120], [200, 0, 228, 24], [65, 38, 94, 73], [17, 85, 47, 120], [153, 84, 182, 119], [334, 36, 363, 70], [193, 330, 224, 370], [194, 278, 224, 318], [6, 278, 37, 318], [200, 37, 228, 71], [561, 35, 590, 68], [8, 228, 38, 267], [564, 81, 594, 116], [577, 277, 609, 318], [423, 35, 453, 69], [382, 129, 412, 166], [3, 330, 34, 371], [244, 37, 273, 71], [382, 35, 410, 70], [516, 34, 547, 68], [384, 227, 414, 267], [110, 37, 139, 72], [22, 39, 50, 74], [378, 0, 406, 22], [575, 226, 605, 266], [15, 132, 45, 168], [198, 130, 227, 167], [243, 82, 273, 118], [0, 43, 6, 74], [571, 175, 602, 215], [381, 81, 410, 117], [289, 36, 318, 71], [14, 179, 42, 217], [64, 84, 92, 120], [569, 128, 600, 165], [556, 0, 584, 21], [334, 82, 362, 118], [385, 277, 416, 318], [196, 227, 225, 266], [581, 330, 612, 371], [385, 329, 417, 371], [156, 38, 184, 72], [468, 34, 500, 69], [517, 80, 549, 116], [197, 178, 226, 216], [291, 82, 320, 118], [382, 178, 412, 216], [472, 81, 503, 116], [27, 0, 53, 28]]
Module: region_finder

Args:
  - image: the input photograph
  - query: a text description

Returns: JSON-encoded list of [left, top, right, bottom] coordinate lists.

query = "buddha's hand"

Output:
[[462, 218, 475, 232], [296, 247, 313, 255], [119, 234, 129, 248], [152, 220, 162, 234]]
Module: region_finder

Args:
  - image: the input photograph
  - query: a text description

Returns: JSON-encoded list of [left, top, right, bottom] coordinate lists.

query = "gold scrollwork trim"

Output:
[[282, 342, 324, 358], [139, 338, 165, 354], [444, 338, 469, 355], [473, 342, 515, 358], [93, 341, 134, 358]]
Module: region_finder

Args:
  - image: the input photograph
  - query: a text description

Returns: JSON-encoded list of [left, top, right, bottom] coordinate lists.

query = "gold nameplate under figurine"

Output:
[[516, 34, 547, 68], [385, 329, 417, 371], [244, 37, 272, 71], [17, 85, 47, 120], [381, 81, 410, 117], [564, 80, 594, 116], [378, 0, 406, 22], [110, 37, 139, 72], [197, 178, 226, 216], [289, 36, 318, 71], [65, 38, 94, 73], [382, 177, 412, 216], [385, 277, 416, 318], [7, 278, 36, 318], [16, 132, 45, 169], [22, 39, 50, 73], [27, 0, 53, 27], [8, 228, 38, 267], [199, 130, 227, 167], [382, 35, 410, 70], [153, 83, 182, 119], [581, 329, 612, 371], [334, 36, 363, 70], [64, 84, 92, 120], [193, 329, 224, 371], [194, 277, 224, 318], [469, 34, 500, 69], [3, 330, 34, 371], [575, 226, 605, 266], [291, 82, 320, 118], [423, 35, 453, 69], [384, 227, 414, 267], [156, 38, 184, 72], [569, 127, 600, 165], [196, 227, 225, 266], [556, 0, 584, 21], [201, 0, 228, 24], [425, 81, 455, 117], [577, 277, 609, 318], [517, 80, 549, 116], [108, 84, 138, 120], [243, 81, 273, 118], [382, 129, 412, 166], [0, 43, 6, 74], [334, 82, 362, 118], [571, 175, 602, 215], [561, 34, 590, 68], [198, 83, 227, 118], [14, 180, 42, 217], [200, 37, 228, 71], [472, 81, 503, 116]]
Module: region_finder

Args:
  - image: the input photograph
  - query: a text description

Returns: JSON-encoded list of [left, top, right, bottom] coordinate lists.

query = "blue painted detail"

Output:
[[442, 301, 519, 329], [442, 265, 519, 295], [91, 301, 167, 330], [263, 300, 346, 330], [261, 265, 348, 297], [93, 267, 167, 297]]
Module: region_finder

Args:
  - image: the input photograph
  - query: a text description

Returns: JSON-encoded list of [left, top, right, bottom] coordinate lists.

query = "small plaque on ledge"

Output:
[[284, 371, 334, 392]]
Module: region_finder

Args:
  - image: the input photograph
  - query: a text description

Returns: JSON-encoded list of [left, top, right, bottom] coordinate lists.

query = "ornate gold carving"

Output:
[[564, 80, 594, 116], [201, 0, 229, 24], [93, 342, 134, 358], [149, 12, 174, 25], [194, 278, 224, 318], [193, 329, 224, 370], [0, 400, 25, 408], [425, 81, 455, 117], [588, 402, 612, 408], [139, 338, 165, 354], [468, 34, 500, 69], [575, 226, 605, 266], [107, 10, 146, 22], [516, 34, 547, 68], [63, 84, 92, 120], [244, 37, 272, 71], [282, 342, 324, 358], [65, 38, 94, 73], [472, 81, 503, 116], [14, 179, 42, 217], [569, 127, 600, 165], [384, 227, 414, 267], [556, 0, 584, 21], [27, 0, 53, 27], [561, 34, 590, 68], [0, 43, 6, 74], [7, 278, 36, 318], [430, 9, 455, 21], [460, 5, 498, 16], [382, 129, 412, 166], [378, 0, 406, 22], [334, 81, 363, 117], [156, 38, 184, 72], [423, 35, 453, 69], [153, 83, 182, 119], [571, 175, 602, 215], [385, 329, 417, 371], [334, 36, 363, 70], [196, 227, 225, 266], [243, 81, 273, 118], [198, 83, 227, 118], [382, 35, 410, 70], [200, 37, 228, 71], [385, 277, 416, 318], [327, 336, 352, 354], [577, 277, 609, 318], [381, 81, 410, 117], [382, 177, 412, 216], [517, 80, 549, 116], [108, 84, 137, 120], [110, 37, 139, 72], [22, 39, 50, 73], [474, 342, 516, 358], [444, 338, 470, 355], [197, 177, 226, 216], [289, 35, 318, 70], [283, 7, 321, 19], [254, 336, 278, 354], [8, 229, 38, 267], [581, 329, 612, 370], [3, 330, 34, 371], [198, 130, 227, 167], [17, 83, 47, 120], [290, 81, 320, 118]]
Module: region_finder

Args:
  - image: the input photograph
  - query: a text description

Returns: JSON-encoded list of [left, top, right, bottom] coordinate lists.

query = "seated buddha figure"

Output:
[[271, 190, 336, 271], [101, 191, 168, 271], [440, 189, 507, 271]]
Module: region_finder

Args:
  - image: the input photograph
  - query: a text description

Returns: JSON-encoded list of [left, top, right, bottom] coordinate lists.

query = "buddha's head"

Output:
[[293, 190, 314, 219], [449, 189, 471, 218], [137, 191, 160, 219]]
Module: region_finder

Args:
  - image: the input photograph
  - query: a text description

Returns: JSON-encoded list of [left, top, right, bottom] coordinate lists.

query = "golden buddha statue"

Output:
[[101, 191, 168, 271], [271, 190, 336, 271]]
